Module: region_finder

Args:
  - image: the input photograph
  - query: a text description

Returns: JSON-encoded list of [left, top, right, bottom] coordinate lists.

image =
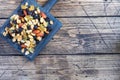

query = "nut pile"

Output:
[[3, 2, 53, 55]]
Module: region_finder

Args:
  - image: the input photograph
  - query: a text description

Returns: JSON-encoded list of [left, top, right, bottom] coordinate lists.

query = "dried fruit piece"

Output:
[[18, 23, 23, 27], [21, 44, 27, 48], [36, 32, 44, 37], [33, 30, 40, 34], [40, 12, 47, 19], [23, 10, 27, 16]]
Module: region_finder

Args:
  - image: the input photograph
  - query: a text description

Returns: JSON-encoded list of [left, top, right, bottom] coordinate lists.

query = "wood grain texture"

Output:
[[0, 17, 120, 54], [0, 0, 120, 80], [0, 55, 119, 80], [0, 0, 120, 54], [0, 0, 120, 17]]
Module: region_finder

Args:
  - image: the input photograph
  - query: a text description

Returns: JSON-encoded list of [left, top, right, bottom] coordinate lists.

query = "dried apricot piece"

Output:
[[33, 30, 40, 34], [21, 44, 27, 48], [40, 12, 47, 19]]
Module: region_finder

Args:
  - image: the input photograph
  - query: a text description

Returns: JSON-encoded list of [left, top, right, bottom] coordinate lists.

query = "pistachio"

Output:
[[28, 48, 34, 53], [38, 26, 47, 32]]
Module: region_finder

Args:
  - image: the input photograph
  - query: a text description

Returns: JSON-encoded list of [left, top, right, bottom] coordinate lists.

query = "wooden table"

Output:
[[0, 0, 120, 80]]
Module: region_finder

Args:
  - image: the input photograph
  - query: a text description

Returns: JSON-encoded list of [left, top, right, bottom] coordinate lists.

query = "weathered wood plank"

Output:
[[0, 17, 120, 54], [0, 0, 120, 18], [0, 55, 119, 80]]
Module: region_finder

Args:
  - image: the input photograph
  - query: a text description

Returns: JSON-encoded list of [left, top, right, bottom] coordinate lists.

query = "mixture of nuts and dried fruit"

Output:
[[3, 2, 53, 55]]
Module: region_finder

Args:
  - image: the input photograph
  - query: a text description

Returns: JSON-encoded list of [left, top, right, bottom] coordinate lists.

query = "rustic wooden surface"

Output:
[[0, 0, 120, 80]]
